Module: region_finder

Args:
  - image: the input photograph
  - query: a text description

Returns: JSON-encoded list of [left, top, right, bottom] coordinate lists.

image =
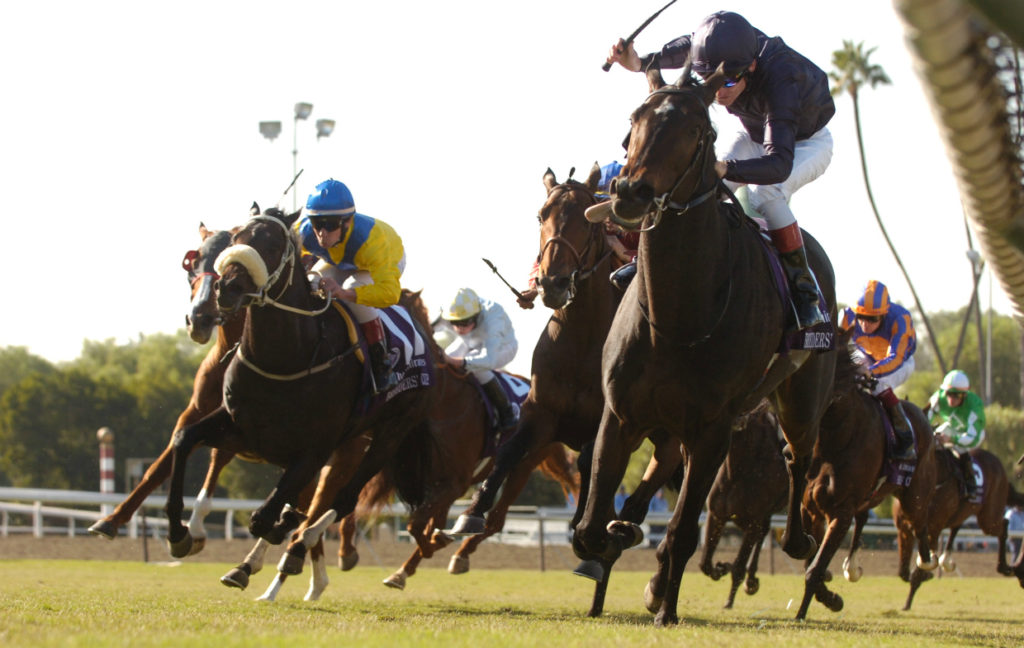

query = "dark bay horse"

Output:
[[896, 446, 1024, 609], [450, 166, 682, 616], [797, 343, 936, 620], [699, 402, 788, 609], [164, 209, 433, 560], [572, 65, 838, 626], [88, 223, 243, 549]]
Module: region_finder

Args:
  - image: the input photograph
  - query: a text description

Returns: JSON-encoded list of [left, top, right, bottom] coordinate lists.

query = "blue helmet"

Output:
[[306, 179, 356, 217], [691, 11, 759, 78]]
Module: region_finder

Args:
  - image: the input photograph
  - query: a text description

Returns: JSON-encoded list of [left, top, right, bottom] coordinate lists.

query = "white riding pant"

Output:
[[852, 349, 915, 395], [313, 254, 406, 323], [721, 127, 833, 230]]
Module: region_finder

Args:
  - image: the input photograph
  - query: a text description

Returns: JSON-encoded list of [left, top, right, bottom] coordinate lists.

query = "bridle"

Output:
[[612, 85, 719, 233], [539, 184, 613, 307], [625, 84, 736, 347]]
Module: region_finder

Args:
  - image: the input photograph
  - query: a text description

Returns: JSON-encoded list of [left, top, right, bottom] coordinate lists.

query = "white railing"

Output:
[[1, 487, 1020, 572]]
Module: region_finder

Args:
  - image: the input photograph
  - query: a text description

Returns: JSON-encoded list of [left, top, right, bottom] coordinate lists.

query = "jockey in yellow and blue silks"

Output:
[[839, 279, 918, 460], [294, 178, 405, 393]]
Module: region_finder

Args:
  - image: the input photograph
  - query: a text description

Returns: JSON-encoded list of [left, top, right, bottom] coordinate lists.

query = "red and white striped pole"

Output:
[[97, 427, 115, 516]]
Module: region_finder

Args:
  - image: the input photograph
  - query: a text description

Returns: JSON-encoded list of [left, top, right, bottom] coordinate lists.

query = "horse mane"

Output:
[[832, 328, 871, 403]]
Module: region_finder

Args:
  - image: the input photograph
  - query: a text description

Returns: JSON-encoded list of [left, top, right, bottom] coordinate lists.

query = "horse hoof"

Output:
[[572, 560, 604, 582], [643, 581, 662, 614], [431, 528, 454, 548], [188, 536, 207, 556], [448, 555, 470, 575], [920, 552, 940, 572], [220, 567, 250, 590], [277, 552, 304, 576], [383, 571, 407, 590], [828, 594, 844, 613], [165, 533, 193, 559], [606, 520, 644, 549], [842, 557, 862, 583], [87, 520, 117, 540], [339, 552, 359, 572], [449, 514, 486, 536], [745, 578, 760, 596]]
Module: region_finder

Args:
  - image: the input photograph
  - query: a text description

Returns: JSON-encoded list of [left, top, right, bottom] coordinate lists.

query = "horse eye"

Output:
[[536, 213, 543, 224]]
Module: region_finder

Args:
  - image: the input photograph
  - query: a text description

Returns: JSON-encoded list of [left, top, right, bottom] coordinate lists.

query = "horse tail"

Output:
[[536, 444, 580, 500], [390, 420, 435, 508], [354, 471, 395, 520], [1007, 482, 1024, 510]]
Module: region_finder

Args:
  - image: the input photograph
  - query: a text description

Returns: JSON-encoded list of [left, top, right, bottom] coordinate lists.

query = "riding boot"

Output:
[[361, 318, 398, 394], [958, 452, 977, 497], [878, 387, 916, 461], [481, 378, 518, 431], [769, 222, 824, 330], [609, 260, 637, 292]]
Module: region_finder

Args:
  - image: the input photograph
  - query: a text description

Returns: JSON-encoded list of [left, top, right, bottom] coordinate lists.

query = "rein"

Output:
[[235, 343, 359, 381], [631, 85, 736, 347], [540, 186, 613, 307]]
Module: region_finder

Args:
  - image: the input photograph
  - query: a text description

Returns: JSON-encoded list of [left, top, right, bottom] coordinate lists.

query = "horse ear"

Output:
[[701, 63, 728, 106], [250, 201, 261, 216], [646, 64, 665, 92], [585, 162, 602, 193], [673, 59, 694, 88], [199, 222, 210, 240], [284, 209, 302, 228], [543, 168, 558, 193]]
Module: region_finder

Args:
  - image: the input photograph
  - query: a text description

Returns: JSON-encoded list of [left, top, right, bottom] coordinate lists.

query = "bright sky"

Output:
[[1, 1, 1011, 377]]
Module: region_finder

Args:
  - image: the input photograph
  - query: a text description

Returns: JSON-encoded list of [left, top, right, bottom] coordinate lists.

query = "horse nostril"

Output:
[[635, 184, 655, 202]]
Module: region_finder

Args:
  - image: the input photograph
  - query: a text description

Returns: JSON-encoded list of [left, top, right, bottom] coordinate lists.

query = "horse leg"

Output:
[[619, 431, 682, 523], [780, 445, 817, 560], [724, 525, 758, 609], [186, 449, 236, 555], [843, 510, 868, 582], [796, 513, 851, 620], [304, 538, 329, 601], [165, 408, 234, 558], [903, 562, 934, 611], [220, 537, 271, 589], [699, 510, 729, 581], [451, 441, 555, 575], [744, 521, 769, 597], [338, 512, 359, 571], [90, 443, 175, 539], [648, 433, 728, 627], [453, 413, 548, 535], [249, 450, 324, 542], [940, 527, 961, 572]]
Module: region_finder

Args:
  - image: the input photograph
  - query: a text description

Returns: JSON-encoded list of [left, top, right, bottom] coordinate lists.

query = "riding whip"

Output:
[[602, 0, 679, 71], [279, 169, 304, 205], [482, 258, 525, 300]]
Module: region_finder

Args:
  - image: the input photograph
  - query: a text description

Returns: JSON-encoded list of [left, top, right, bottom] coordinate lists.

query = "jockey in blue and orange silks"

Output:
[[839, 279, 918, 460], [293, 178, 405, 393]]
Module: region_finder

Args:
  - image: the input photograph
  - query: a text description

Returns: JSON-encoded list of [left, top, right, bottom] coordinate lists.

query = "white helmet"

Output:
[[441, 287, 482, 322], [941, 369, 970, 393]]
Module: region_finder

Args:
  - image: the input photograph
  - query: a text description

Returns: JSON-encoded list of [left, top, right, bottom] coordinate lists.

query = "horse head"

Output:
[[536, 165, 603, 309], [610, 64, 726, 228], [182, 223, 239, 344], [214, 202, 303, 315]]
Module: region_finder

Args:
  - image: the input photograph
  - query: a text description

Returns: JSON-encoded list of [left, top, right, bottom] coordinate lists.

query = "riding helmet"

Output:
[[690, 11, 759, 78], [442, 287, 482, 321], [941, 369, 970, 393], [306, 179, 356, 217], [853, 280, 890, 317]]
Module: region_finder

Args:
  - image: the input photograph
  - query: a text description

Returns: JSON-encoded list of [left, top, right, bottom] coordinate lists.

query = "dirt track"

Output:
[[0, 533, 1013, 578]]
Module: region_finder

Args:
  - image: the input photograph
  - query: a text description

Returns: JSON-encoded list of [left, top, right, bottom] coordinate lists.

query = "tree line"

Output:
[[1, 306, 1021, 508]]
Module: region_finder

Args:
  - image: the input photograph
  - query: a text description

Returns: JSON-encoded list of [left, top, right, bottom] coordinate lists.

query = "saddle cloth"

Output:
[[332, 302, 435, 415]]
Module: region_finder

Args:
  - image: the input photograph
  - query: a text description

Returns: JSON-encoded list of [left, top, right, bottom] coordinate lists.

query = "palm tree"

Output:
[[830, 40, 946, 373]]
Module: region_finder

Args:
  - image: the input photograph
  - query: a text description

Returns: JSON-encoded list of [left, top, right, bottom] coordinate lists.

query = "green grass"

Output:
[[0, 560, 1020, 647]]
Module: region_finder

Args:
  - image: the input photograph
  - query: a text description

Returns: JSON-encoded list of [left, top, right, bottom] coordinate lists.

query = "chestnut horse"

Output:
[[797, 343, 936, 620], [337, 289, 578, 591], [699, 402, 788, 609], [164, 209, 433, 561], [88, 223, 243, 549], [572, 65, 837, 626], [895, 446, 1024, 609], [450, 166, 683, 616]]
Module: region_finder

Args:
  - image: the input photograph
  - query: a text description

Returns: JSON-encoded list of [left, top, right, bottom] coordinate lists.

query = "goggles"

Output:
[[856, 314, 881, 324], [722, 68, 747, 88], [310, 216, 346, 232]]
